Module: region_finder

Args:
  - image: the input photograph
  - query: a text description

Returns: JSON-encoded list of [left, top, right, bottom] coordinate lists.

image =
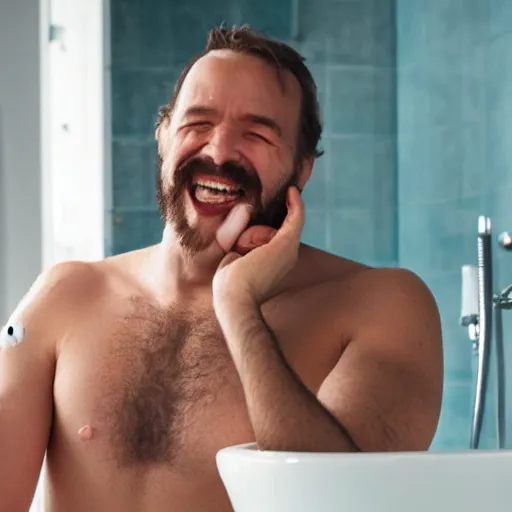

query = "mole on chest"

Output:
[[101, 303, 241, 470]]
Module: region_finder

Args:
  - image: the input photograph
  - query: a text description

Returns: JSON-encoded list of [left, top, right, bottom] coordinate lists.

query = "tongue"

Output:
[[195, 186, 238, 204]]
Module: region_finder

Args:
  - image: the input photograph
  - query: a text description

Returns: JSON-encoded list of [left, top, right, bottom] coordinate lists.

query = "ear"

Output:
[[155, 118, 170, 156], [296, 156, 315, 190]]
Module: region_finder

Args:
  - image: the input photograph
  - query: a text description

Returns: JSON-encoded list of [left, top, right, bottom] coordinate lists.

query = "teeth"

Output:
[[194, 179, 239, 194], [195, 186, 238, 204]]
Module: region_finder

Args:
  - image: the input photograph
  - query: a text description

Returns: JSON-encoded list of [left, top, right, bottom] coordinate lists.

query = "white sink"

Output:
[[216, 442, 512, 512]]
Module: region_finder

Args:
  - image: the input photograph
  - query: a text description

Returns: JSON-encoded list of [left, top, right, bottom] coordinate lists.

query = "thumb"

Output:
[[217, 251, 242, 271], [216, 203, 252, 252]]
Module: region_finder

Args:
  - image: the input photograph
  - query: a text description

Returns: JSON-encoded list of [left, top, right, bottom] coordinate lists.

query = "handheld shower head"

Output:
[[498, 232, 512, 251]]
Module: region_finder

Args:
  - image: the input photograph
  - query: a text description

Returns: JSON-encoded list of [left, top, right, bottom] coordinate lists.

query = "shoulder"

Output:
[[345, 266, 439, 317], [333, 266, 442, 355], [6, 260, 106, 331], [298, 246, 441, 333], [1, 261, 106, 354], [26, 260, 105, 307], [300, 245, 439, 315], [31, 246, 159, 315], [30, 246, 152, 304], [7, 260, 106, 319]]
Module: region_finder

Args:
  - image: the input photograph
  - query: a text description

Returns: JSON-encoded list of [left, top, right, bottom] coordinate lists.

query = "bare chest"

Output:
[[53, 302, 254, 474]]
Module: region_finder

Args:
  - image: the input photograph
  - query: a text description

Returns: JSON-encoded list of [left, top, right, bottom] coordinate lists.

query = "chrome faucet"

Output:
[[469, 217, 493, 449], [461, 221, 512, 450]]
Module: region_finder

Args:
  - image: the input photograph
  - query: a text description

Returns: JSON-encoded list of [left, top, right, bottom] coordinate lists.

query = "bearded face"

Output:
[[155, 50, 312, 255], [156, 155, 300, 254]]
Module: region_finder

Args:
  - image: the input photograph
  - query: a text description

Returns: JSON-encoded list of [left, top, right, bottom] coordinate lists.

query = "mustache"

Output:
[[174, 156, 262, 201], [157, 154, 297, 231]]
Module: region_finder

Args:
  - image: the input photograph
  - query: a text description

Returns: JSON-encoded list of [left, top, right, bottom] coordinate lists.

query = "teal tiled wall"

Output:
[[397, 0, 512, 449], [109, 0, 512, 451], [109, 0, 398, 268]]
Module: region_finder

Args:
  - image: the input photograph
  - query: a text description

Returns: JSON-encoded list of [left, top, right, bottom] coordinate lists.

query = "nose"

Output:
[[200, 126, 242, 166]]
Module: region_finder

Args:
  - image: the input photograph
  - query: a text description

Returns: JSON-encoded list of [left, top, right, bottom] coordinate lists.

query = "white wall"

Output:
[[0, 0, 109, 325], [45, 0, 110, 269], [0, 0, 44, 324], [0, 0, 109, 509]]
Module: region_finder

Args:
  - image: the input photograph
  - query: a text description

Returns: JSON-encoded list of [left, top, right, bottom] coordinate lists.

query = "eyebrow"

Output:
[[183, 105, 218, 118], [182, 105, 283, 138], [240, 113, 282, 138]]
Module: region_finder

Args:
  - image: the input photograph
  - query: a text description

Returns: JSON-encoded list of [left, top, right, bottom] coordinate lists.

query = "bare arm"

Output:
[[216, 268, 443, 452], [0, 262, 86, 511], [317, 268, 444, 451]]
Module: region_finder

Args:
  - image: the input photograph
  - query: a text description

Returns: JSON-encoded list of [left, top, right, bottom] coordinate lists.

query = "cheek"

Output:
[[166, 130, 205, 166], [160, 135, 198, 188], [259, 169, 293, 205], [247, 143, 291, 185]]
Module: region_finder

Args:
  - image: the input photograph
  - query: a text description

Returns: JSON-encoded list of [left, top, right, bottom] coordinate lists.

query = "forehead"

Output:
[[174, 50, 302, 136]]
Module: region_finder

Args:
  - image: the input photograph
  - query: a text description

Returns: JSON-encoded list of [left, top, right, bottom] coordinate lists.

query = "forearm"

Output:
[[216, 300, 360, 452]]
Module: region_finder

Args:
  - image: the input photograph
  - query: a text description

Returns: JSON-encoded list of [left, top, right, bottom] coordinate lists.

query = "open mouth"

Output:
[[191, 176, 245, 205]]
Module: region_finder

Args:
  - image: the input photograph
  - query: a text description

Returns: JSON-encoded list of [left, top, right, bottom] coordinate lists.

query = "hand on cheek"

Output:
[[213, 187, 304, 307]]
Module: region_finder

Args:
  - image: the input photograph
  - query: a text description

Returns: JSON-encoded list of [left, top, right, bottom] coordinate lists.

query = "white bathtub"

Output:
[[216, 443, 512, 512]]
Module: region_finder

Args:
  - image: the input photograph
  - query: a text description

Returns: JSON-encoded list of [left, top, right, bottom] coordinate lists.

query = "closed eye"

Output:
[[247, 131, 271, 143], [187, 121, 212, 131]]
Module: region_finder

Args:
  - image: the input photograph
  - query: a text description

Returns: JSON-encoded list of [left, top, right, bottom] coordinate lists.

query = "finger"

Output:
[[216, 203, 252, 252], [235, 226, 277, 254], [276, 186, 305, 241]]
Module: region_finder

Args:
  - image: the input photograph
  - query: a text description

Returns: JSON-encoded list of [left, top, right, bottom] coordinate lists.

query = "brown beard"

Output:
[[156, 155, 300, 254]]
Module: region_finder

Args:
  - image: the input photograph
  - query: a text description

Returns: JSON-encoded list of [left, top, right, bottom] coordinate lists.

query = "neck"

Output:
[[152, 224, 225, 297]]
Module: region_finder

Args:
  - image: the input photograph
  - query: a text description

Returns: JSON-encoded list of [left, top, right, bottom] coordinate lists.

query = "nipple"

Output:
[[78, 424, 94, 441]]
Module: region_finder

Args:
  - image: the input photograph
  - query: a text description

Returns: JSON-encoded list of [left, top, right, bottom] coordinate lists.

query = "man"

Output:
[[0, 25, 443, 512]]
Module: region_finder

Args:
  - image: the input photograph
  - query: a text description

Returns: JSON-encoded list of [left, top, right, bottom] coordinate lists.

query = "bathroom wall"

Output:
[[0, 0, 44, 324], [397, 0, 512, 449], [109, 0, 512, 451], [109, 0, 398, 268]]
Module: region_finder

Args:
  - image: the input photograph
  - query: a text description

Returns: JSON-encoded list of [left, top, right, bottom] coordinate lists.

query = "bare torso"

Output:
[[43, 244, 366, 511]]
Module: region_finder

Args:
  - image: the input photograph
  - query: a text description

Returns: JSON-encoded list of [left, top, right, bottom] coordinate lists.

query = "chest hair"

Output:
[[103, 297, 240, 470]]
